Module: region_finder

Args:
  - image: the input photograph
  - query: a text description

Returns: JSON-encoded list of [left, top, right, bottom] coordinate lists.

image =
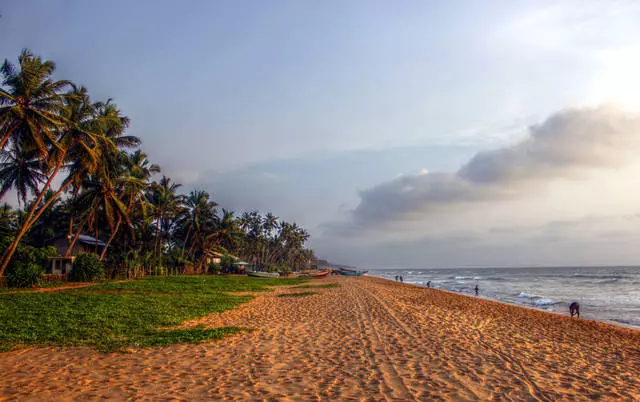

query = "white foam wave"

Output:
[[533, 299, 558, 306], [517, 292, 540, 299]]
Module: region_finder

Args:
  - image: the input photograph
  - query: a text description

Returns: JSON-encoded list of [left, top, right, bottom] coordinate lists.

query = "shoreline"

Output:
[[1, 276, 639, 400], [377, 276, 640, 332]]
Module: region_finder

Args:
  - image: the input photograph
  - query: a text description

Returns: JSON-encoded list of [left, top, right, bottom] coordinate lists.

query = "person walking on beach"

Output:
[[400, 276, 403, 283], [474, 284, 479, 296], [426, 281, 431, 288]]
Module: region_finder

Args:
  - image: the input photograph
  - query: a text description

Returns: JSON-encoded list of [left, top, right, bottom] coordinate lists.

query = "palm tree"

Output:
[[62, 96, 137, 254], [0, 49, 70, 154], [25, 190, 66, 247], [215, 209, 242, 252], [0, 203, 18, 239], [177, 190, 217, 272], [148, 176, 182, 258], [0, 143, 46, 208], [0, 86, 118, 275], [127, 150, 159, 181], [70, 167, 132, 261], [110, 151, 156, 261]]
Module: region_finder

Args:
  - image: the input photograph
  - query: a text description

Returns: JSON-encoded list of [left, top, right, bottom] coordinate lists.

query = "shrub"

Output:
[[208, 263, 221, 274], [70, 253, 105, 282], [220, 255, 235, 273], [5, 244, 53, 288], [7, 260, 42, 288], [33, 246, 57, 266], [265, 264, 289, 274]]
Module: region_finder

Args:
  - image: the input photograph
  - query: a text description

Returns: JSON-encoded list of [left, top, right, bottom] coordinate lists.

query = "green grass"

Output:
[[294, 283, 340, 289], [87, 275, 306, 293], [277, 291, 318, 298], [0, 275, 306, 352]]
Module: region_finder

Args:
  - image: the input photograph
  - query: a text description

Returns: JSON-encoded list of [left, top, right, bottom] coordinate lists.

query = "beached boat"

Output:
[[298, 269, 330, 278], [339, 270, 367, 276], [247, 271, 280, 278], [310, 269, 330, 278]]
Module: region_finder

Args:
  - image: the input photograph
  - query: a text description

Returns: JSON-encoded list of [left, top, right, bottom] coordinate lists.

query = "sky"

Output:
[[3, 1, 640, 268]]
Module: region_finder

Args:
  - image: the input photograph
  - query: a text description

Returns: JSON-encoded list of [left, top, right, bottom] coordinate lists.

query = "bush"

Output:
[[5, 244, 53, 288], [220, 255, 235, 273], [265, 264, 289, 274], [70, 253, 105, 282], [208, 263, 221, 274], [33, 246, 57, 265], [7, 260, 42, 288]]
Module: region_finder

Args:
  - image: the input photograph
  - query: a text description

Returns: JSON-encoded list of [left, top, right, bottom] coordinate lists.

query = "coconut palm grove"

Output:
[[0, 50, 314, 288]]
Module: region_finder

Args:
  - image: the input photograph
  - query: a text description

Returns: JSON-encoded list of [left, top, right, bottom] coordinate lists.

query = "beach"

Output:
[[1, 276, 639, 401]]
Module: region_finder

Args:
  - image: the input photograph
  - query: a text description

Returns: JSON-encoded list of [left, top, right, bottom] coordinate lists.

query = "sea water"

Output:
[[371, 266, 640, 329]]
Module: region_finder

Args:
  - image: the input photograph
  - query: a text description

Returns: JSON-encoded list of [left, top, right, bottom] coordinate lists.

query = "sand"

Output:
[[1, 276, 639, 401]]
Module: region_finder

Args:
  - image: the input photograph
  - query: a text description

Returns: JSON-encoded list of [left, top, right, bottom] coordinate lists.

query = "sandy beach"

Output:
[[1, 276, 639, 401]]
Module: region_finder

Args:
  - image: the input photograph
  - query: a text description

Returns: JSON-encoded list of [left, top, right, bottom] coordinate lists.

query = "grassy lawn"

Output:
[[0, 276, 306, 352]]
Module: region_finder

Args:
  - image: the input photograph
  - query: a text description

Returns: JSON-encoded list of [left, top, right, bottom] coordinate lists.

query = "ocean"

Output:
[[370, 266, 640, 329]]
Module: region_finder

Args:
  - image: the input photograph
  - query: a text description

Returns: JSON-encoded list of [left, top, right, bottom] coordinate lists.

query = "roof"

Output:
[[206, 251, 239, 260], [77, 235, 107, 247]]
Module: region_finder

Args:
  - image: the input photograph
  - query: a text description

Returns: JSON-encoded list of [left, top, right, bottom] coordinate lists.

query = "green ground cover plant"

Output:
[[0, 276, 305, 352]]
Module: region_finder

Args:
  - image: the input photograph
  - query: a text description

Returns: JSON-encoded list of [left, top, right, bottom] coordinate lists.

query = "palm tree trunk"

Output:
[[181, 226, 192, 259], [0, 158, 65, 276], [153, 212, 163, 258], [100, 217, 121, 261], [67, 215, 74, 245], [64, 213, 91, 257]]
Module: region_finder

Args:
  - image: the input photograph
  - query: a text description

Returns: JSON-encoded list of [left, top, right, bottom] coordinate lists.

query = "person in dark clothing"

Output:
[[426, 281, 431, 288], [399, 276, 403, 283], [474, 284, 479, 296], [569, 302, 580, 318]]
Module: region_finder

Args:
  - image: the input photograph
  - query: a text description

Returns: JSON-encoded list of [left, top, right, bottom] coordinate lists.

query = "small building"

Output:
[[49, 256, 74, 275], [205, 251, 224, 265], [50, 234, 107, 257], [47, 234, 107, 276]]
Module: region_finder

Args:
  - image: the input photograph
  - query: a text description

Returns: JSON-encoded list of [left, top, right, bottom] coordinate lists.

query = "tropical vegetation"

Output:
[[0, 49, 314, 286]]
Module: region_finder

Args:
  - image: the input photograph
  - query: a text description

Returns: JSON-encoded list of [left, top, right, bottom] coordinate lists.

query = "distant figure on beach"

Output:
[[400, 276, 403, 283], [426, 281, 431, 288], [474, 284, 479, 296], [394, 275, 398, 281], [569, 302, 580, 318]]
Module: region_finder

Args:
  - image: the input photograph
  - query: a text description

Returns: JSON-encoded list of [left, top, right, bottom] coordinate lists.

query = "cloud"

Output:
[[347, 106, 640, 229]]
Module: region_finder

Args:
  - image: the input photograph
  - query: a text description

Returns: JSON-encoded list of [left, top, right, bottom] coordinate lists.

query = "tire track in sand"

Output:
[[354, 280, 482, 401], [346, 280, 416, 401], [374, 280, 550, 402]]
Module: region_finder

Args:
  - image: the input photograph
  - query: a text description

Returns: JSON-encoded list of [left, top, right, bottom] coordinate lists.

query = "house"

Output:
[[205, 251, 224, 265], [47, 234, 107, 276], [49, 256, 74, 275], [50, 234, 107, 257]]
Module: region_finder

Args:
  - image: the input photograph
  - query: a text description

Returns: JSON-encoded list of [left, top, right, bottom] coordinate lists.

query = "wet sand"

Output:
[[1, 276, 639, 401]]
